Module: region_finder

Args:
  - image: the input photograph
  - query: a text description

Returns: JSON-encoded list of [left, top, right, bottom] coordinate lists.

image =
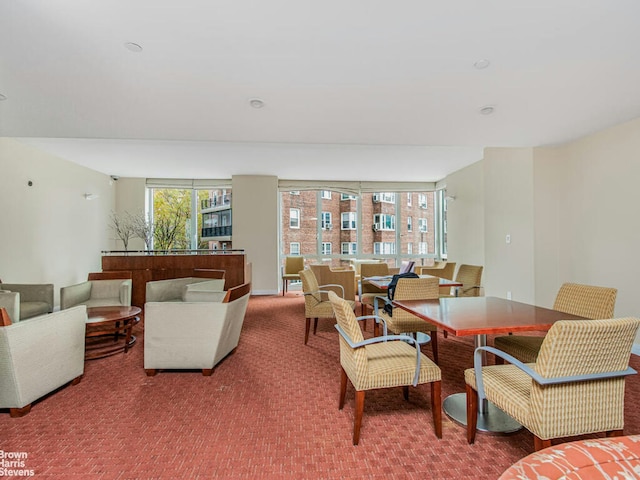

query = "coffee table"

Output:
[[85, 306, 142, 360]]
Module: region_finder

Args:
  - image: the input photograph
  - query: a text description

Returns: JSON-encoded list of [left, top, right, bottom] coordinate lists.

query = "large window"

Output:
[[280, 187, 443, 268]]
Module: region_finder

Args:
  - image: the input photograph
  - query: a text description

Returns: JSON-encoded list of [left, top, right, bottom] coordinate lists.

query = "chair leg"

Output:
[[282, 278, 286, 296], [202, 369, 213, 376], [71, 375, 83, 385], [443, 330, 448, 338], [494, 356, 505, 365], [534, 436, 552, 451], [466, 383, 478, 444], [373, 321, 379, 337], [145, 369, 157, 376], [606, 430, 624, 438], [431, 380, 442, 439], [313, 318, 318, 335], [353, 390, 365, 445], [339, 367, 348, 409], [304, 318, 311, 345], [9, 405, 32, 418], [430, 331, 439, 365], [403, 385, 409, 400]]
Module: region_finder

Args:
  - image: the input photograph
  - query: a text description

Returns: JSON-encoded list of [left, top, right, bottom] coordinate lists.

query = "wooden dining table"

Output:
[[392, 296, 586, 433]]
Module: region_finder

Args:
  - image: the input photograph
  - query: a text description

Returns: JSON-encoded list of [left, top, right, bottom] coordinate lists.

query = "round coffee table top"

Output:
[[86, 305, 142, 324]]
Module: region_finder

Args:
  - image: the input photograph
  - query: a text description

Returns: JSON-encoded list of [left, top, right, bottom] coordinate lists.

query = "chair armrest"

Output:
[[473, 346, 637, 403], [335, 324, 424, 386], [60, 282, 92, 309], [119, 280, 132, 306]]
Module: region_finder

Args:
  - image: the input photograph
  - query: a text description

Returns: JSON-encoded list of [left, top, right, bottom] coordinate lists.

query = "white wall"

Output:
[[0, 138, 115, 307]]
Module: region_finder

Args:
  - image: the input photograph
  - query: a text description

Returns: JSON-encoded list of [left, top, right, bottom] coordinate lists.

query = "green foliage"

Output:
[[153, 189, 191, 250]]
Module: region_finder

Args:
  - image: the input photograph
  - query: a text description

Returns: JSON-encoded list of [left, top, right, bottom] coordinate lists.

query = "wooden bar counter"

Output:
[[101, 251, 247, 308]]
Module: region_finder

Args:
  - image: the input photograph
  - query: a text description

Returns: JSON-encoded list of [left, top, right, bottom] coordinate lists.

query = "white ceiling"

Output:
[[2, 0, 640, 181]]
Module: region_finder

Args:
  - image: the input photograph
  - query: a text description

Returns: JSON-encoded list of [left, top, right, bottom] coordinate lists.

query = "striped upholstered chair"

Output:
[[465, 317, 640, 451], [328, 291, 442, 445], [358, 262, 391, 316], [374, 277, 441, 364], [493, 283, 617, 364], [300, 269, 355, 345]]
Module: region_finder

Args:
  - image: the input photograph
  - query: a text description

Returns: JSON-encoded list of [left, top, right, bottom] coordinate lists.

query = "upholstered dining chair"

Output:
[[329, 291, 442, 445], [493, 283, 618, 364], [282, 256, 305, 296], [373, 276, 441, 364], [440, 264, 483, 297], [416, 262, 457, 280], [465, 317, 640, 451], [299, 269, 355, 345], [359, 262, 390, 316]]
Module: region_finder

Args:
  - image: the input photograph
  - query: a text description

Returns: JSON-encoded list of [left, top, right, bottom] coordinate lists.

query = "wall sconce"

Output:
[[84, 193, 99, 200], [445, 195, 456, 202]]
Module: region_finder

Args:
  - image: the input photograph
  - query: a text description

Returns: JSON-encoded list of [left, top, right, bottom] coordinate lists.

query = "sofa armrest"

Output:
[[60, 282, 92, 309], [119, 280, 132, 306], [0, 306, 86, 408], [0, 291, 20, 322]]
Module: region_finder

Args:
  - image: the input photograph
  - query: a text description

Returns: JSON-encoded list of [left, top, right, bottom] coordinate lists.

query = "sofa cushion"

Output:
[[19, 302, 51, 321]]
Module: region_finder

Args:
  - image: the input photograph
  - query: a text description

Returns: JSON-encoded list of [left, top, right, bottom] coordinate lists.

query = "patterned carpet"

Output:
[[1, 293, 639, 479]]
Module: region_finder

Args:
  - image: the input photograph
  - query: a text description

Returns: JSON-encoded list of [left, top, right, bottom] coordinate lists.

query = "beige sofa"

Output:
[[144, 282, 251, 376], [0, 282, 54, 322], [0, 305, 86, 417], [60, 279, 132, 309]]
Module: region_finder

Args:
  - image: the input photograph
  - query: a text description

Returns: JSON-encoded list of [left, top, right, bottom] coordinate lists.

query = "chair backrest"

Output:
[[285, 256, 305, 275], [387, 277, 439, 322], [455, 264, 483, 296], [360, 262, 389, 278], [439, 262, 456, 280], [222, 282, 251, 303], [299, 269, 322, 305], [526, 317, 639, 440], [309, 265, 356, 301], [552, 283, 617, 319], [328, 291, 367, 378], [536, 317, 639, 379]]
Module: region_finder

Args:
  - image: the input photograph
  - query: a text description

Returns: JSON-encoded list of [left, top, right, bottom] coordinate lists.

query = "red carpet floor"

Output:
[[1, 293, 640, 479]]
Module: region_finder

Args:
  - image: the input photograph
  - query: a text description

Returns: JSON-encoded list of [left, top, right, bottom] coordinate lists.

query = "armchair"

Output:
[[328, 291, 442, 445], [300, 268, 355, 345], [144, 282, 251, 376], [60, 278, 132, 309], [373, 276, 440, 364], [282, 256, 304, 296], [0, 282, 54, 321], [416, 262, 456, 280], [0, 306, 86, 417], [465, 317, 640, 451], [440, 264, 483, 297]]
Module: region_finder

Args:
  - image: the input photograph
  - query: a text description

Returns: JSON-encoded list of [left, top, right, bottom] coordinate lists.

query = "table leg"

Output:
[[442, 334, 522, 433]]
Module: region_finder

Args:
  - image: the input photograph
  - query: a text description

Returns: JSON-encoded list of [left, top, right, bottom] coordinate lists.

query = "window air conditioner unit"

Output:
[[372, 194, 381, 203], [373, 223, 381, 231], [326, 223, 333, 230]]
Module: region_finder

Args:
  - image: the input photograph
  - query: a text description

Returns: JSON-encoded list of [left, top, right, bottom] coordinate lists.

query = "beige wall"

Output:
[[483, 147, 536, 303], [231, 175, 279, 294], [443, 160, 485, 270], [447, 117, 640, 350], [0, 138, 115, 307]]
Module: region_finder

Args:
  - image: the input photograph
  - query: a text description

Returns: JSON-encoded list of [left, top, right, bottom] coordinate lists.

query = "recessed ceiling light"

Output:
[[249, 98, 265, 109], [124, 42, 143, 53], [479, 105, 495, 115], [474, 59, 491, 70], [0, 94, 6, 101]]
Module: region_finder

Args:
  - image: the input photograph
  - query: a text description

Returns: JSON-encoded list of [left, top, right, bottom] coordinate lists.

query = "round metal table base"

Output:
[[443, 393, 522, 434]]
